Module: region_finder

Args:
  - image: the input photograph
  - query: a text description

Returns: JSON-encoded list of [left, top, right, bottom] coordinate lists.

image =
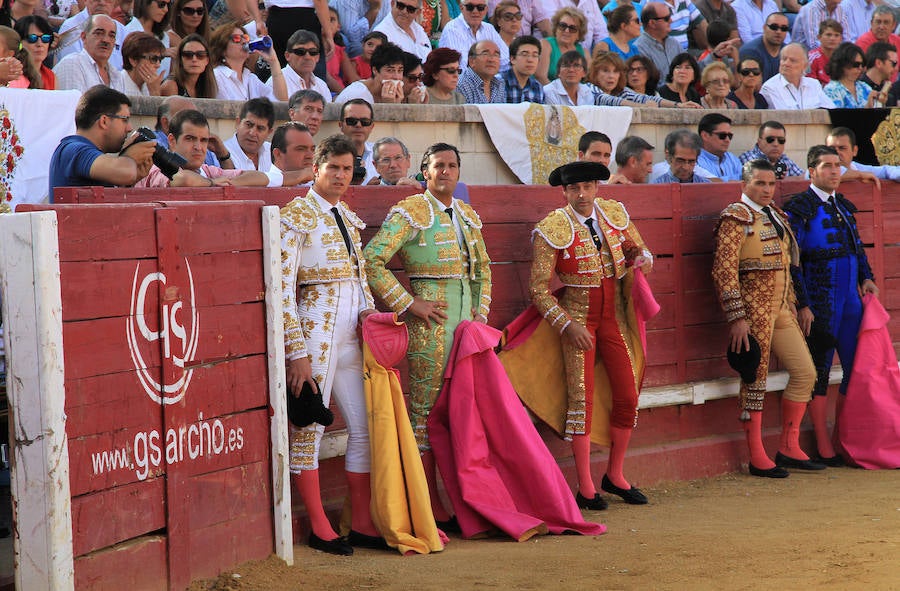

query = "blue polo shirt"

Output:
[[698, 149, 743, 182], [48, 135, 107, 201]]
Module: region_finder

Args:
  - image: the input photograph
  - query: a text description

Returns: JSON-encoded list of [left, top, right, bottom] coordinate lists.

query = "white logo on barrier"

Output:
[[126, 261, 200, 405]]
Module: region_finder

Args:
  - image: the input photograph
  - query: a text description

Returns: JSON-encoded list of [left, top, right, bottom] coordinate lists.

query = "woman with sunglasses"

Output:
[[422, 46, 465, 104], [168, 0, 209, 44], [727, 57, 767, 109], [824, 42, 883, 108], [589, 51, 693, 108], [536, 7, 587, 85], [10, 15, 55, 89], [491, 1, 522, 50], [161, 33, 217, 97], [592, 5, 640, 61], [124, 0, 176, 76], [659, 52, 701, 104], [209, 21, 286, 101], [624, 55, 660, 97], [121, 31, 166, 95]]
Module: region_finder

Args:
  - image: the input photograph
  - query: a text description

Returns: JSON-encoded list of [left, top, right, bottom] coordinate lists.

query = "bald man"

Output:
[[760, 43, 835, 109], [154, 96, 233, 168]]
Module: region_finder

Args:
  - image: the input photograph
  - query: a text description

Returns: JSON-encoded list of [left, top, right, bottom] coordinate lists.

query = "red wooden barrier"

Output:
[[19, 200, 274, 591]]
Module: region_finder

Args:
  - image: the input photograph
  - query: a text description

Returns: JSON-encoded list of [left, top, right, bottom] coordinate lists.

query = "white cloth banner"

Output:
[[0, 88, 80, 210], [476, 103, 633, 185]]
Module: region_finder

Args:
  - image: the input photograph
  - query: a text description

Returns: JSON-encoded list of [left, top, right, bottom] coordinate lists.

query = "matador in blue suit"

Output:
[[782, 146, 879, 464]]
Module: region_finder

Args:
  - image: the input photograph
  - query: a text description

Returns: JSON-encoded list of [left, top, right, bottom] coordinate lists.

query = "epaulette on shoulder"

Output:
[[385, 194, 433, 229], [337, 201, 365, 230], [456, 201, 483, 229], [836, 194, 858, 213], [720, 202, 754, 224], [280, 196, 317, 233], [533, 208, 575, 249], [782, 191, 817, 220], [595, 198, 629, 230]]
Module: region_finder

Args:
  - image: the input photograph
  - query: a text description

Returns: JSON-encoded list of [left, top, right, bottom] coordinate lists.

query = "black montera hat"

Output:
[[726, 335, 762, 384], [548, 161, 610, 186], [286, 378, 334, 428]]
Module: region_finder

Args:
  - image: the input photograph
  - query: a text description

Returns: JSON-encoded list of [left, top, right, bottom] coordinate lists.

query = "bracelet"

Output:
[[219, 152, 231, 161]]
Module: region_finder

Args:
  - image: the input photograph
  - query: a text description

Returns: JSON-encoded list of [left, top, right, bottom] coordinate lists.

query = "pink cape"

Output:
[[838, 294, 900, 469], [427, 321, 607, 541]]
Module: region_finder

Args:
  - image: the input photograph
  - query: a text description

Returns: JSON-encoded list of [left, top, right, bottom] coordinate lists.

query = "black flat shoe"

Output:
[[775, 452, 827, 471], [748, 463, 790, 478], [815, 454, 845, 467], [436, 515, 461, 534], [601, 474, 649, 505], [308, 533, 353, 556], [347, 530, 390, 550], [575, 491, 608, 511]]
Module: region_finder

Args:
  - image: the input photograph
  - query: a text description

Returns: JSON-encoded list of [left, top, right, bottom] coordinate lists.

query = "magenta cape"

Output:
[[427, 320, 607, 541], [838, 294, 900, 469]]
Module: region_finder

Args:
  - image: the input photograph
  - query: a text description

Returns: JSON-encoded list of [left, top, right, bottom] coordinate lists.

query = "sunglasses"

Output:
[[180, 5, 205, 15], [288, 47, 320, 56], [142, 54, 164, 63], [764, 136, 786, 145], [711, 131, 733, 140], [850, 61, 865, 68], [25, 33, 53, 44], [395, 0, 419, 13], [154, 0, 170, 7], [650, 14, 671, 22], [557, 22, 579, 32], [501, 11, 523, 20], [766, 23, 790, 32], [889, 59, 899, 67], [739, 67, 761, 76], [181, 49, 208, 59], [406, 73, 424, 82], [231, 33, 250, 44], [462, 3, 487, 11], [438, 66, 463, 74], [343, 117, 373, 127]]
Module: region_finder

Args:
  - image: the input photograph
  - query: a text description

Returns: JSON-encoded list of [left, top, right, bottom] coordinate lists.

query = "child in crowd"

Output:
[[807, 19, 843, 86], [325, 7, 360, 93], [0, 26, 24, 87], [352, 30, 387, 81]]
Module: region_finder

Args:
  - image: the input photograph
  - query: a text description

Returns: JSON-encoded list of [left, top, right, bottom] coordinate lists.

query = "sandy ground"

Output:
[[191, 468, 899, 591]]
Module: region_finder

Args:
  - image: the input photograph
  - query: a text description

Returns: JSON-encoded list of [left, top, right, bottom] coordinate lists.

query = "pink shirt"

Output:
[[135, 163, 242, 187]]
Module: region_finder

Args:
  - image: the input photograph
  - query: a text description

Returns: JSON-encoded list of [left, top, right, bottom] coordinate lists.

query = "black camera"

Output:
[[129, 127, 188, 180], [773, 161, 787, 179], [351, 155, 367, 185]]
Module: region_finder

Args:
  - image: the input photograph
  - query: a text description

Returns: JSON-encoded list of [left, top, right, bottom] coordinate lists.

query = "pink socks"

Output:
[[808, 395, 836, 458], [420, 450, 452, 522], [571, 434, 596, 497], [606, 426, 634, 490], [346, 471, 379, 536], [743, 411, 775, 469], [779, 399, 810, 460], [293, 470, 339, 541]]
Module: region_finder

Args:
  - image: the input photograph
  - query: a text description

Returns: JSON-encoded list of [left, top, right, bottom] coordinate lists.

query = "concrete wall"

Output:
[[129, 97, 832, 185]]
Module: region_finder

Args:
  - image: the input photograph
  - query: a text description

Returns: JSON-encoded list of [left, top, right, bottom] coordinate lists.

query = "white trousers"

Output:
[[289, 280, 370, 473]]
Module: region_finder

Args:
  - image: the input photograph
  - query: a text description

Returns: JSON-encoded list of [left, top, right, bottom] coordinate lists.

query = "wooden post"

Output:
[[261, 205, 293, 565], [0, 211, 74, 591]]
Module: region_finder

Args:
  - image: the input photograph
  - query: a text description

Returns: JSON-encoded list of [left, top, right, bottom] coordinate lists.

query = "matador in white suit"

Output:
[[281, 134, 384, 555]]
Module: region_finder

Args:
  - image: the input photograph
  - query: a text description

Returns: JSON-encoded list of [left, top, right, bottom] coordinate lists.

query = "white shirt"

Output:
[[438, 15, 509, 72], [809, 182, 835, 202], [224, 134, 273, 171], [374, 12, 432, 62], [760, 74, 834, 109], [540, 0, 608, 50], [122, 72, 150, 96], [214, 65, 278, 101], [840, 0, 876, 43], [732, 0, 781, 43], [360, 141, 378, 184], [334, 80, 375, 104], [542, 79, 593, 106], [56, 10, 127, 70], [570, 207, 603, 246], [271, 64, 332, 101], [53, 50, 128, 93]]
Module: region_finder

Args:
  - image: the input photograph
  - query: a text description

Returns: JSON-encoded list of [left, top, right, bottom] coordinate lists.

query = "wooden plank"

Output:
[[71, 479, 166, 557], [65, 370, 164, 439], [186, 507, 274, 584], [73, 536, 167, 591], [186, 461, 270, 529], [163, 201, 265, 255]]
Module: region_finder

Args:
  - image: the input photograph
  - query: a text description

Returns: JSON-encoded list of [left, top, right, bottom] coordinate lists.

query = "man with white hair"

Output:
[[53, 14, 127, 92], [760, 43, 834, 109]]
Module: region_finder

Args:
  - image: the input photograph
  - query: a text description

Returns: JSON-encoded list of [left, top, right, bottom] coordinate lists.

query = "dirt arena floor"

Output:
[[191, 467, 899, 591]]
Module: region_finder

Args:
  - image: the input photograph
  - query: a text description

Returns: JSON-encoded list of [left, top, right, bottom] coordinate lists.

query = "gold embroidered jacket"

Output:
[[364, 191, 492, 316], [281, 191, 374, 360], [712, 202, 800, 323], [530, 199, 652, 332]]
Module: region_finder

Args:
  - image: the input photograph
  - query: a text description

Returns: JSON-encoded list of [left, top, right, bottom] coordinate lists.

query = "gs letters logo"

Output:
[[127, 261, 199, 405]]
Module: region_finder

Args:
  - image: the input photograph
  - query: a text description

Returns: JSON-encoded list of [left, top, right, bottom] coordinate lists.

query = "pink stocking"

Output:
[[293, 470, 339, 541], [808, 395, 836, 458], [606, 426, 633, 490], [420, 450, 451, 521], [743, 411, 775, 469], [779, 399, 810, 460], [346, 471, 379, 536], [571, 434, 596, 497]]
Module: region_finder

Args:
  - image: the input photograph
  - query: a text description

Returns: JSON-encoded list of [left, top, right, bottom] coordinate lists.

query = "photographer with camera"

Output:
[[738, 120, 805, 180], [49, 85, 159, 200]]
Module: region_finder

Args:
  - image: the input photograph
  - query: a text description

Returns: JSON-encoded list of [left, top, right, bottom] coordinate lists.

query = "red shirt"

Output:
[[806, 49, 830, 86]]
